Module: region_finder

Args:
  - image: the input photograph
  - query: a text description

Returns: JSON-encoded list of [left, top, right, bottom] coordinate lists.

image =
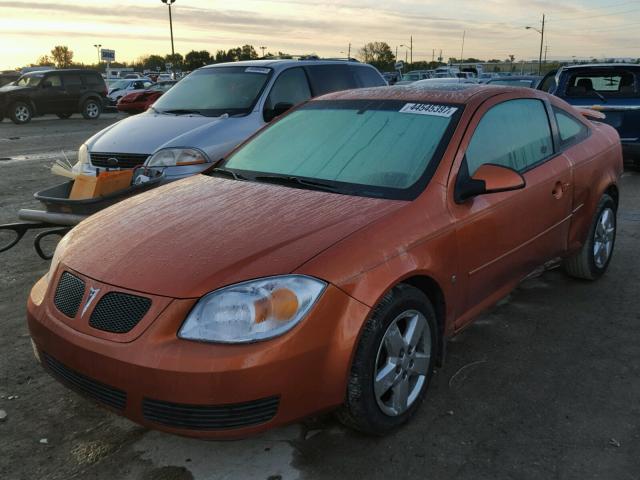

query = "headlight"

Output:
[[46, 233, 70, 283], [146, 148, 207, 167], [71, 144, 89, 174], [178, 275, 327, 343]]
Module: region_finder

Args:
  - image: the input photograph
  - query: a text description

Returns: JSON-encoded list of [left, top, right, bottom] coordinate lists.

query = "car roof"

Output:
[[318, 84, 526, 104], [201, 59, 372, 72], [561, 63, 640, 71], [22, 69, 100, 76]]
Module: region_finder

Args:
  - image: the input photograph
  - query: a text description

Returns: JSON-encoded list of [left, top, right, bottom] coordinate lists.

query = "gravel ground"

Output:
[[1, 115, 639, 480]]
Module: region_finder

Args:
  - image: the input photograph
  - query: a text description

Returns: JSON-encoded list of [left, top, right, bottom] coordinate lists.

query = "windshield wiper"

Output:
[[210, 167, 247, 180], [253, 174, 337, 192], [160, 108, 204, 116]]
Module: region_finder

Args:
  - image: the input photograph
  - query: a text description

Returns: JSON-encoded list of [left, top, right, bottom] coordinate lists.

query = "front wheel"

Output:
[[82, 98, 101, 120], [563, 193, 617, 280], [337, 284, 437, 435], [10, 101, 32, 124]]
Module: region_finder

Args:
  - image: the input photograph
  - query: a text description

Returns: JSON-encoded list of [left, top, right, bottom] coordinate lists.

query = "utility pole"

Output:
[[544, 44, 548, 64], [538, 14, 545, 75], [459, 30, 466, 69], [348, 43, 351, 59], [432, 49, 435, 63], [260, 46, 267, 58]]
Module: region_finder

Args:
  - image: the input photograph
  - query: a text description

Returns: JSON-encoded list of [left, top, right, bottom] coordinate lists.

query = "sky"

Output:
[[1, 0, 640, 70]]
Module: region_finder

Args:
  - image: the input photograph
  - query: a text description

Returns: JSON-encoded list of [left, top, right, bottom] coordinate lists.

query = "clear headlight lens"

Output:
[[71, 144, 89, 174], [46, 232, 70, 283], [178, 275, 327, 343], [146, 148, 207, 167]]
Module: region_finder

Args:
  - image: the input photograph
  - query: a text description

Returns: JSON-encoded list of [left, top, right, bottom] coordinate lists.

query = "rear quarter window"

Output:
[[553, 107, 589, 147], [82, 73, 104, 87], [63, 74, 82, 86], [306, 65, 359, 96]]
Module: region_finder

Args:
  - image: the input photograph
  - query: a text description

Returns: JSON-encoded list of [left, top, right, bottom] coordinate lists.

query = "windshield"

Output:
[[222, 100, 460, 199], [16, 74, 43, 87], [153, 66, 272, 116], [109, 80, 130, 90]]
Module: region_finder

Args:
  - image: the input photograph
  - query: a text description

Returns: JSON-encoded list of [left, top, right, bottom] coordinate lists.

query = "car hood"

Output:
[[62, 175, 405, 298], [0, 84, 30, 94], [87, 112, 225, 154]]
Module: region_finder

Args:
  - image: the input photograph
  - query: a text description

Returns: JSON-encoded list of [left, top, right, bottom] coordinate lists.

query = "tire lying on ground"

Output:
[[82, 98, 102, 120], [10, 101, 33, 124]]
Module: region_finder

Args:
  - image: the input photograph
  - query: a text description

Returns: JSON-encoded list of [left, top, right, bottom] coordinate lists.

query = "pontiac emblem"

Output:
[[81, 287, 101, 317]]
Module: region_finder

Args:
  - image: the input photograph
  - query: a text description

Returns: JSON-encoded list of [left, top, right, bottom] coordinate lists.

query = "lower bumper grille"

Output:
[[43, 353, 127, 411], [142, 396, 279, 430]]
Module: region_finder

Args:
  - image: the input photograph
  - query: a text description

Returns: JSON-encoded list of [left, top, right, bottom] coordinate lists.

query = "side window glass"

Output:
[[64, 75, 82, 87], [352, 66, 386, 87], [46, 75, 62, 87], [306, 65, 357, 95], [466, 99, 553, 175], [553, 107, 588, 145], [143, 81, 152, 88], [265, 68, 311, 111]]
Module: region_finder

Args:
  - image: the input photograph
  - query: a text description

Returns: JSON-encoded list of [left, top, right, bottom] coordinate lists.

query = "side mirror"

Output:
[[264, 102, 294, 122], [455, 163, 525, 203], [42, 80, 52, 88]]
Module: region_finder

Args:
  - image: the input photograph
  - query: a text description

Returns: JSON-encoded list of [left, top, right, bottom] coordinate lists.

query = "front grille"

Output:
[[43, 353, 127, 411], [89, 292, 151, 333], [53, 272, 85, 318], [90, 152, 149, 169], [142, 396, 280, 430]]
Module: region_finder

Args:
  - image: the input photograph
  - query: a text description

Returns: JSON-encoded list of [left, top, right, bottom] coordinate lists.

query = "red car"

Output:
[[116, 80, 177, 115]]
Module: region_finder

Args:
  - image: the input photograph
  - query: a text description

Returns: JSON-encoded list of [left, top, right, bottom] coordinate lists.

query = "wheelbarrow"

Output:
[[0, 168, 164, 259]]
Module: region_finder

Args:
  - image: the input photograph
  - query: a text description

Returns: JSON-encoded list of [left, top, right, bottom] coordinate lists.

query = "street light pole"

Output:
[[526, 13, 545, 75], [260, 46, 267, 58], [93, 44, 102, 65], [161, 0, 176, 57]]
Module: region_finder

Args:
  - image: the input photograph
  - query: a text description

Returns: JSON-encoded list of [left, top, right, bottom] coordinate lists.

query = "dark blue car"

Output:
[[542, 64, 640, 165]]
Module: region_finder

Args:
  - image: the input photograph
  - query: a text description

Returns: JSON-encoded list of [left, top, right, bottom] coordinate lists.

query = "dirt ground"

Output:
[[1, 115, 639, 480]]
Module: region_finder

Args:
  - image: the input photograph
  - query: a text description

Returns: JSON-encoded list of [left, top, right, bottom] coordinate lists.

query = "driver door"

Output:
[[448, 95, 573, 328]]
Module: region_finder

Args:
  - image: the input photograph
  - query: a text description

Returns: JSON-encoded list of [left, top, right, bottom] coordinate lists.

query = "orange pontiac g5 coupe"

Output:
[[28, 85, 623, 438]]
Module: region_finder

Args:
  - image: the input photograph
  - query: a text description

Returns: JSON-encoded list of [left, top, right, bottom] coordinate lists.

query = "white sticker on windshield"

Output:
[[245, 67, 270, 74], [399, 103, 458, 117]]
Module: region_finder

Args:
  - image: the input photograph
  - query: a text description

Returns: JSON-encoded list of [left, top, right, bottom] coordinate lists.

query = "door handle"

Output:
[[552, 181, 564, 199]]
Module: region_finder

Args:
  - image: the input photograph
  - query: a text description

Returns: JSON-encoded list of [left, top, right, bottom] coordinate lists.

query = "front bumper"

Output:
[[27, 269, 370, 439]]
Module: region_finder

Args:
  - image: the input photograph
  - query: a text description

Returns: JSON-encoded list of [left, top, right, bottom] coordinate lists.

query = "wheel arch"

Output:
[[604, 183, 619, 209], [10, 96, 37, 115], [400, 275, 447, 367]]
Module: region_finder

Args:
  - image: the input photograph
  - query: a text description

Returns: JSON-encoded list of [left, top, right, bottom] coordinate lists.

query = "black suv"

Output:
[[0, 69, 107, 124]]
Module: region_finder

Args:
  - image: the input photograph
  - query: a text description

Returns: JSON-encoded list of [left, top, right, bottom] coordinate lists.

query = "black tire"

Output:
[[563, 193, 617, 280], [56, 112, 72, 119], [81, 98, 101, 120], [337, 284, 437, 435], [10, 101, 32, 124]]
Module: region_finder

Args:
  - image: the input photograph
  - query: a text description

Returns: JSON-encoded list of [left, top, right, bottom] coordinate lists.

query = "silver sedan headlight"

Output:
[[146, 148, 208, 167], [178, 275, 327, 343]]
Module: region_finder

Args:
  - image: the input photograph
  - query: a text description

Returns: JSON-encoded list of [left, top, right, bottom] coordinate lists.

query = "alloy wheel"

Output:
[[593, 207, 615, 268], [85, 102, 99, 118], [374, 310, 431, 416], [15, 105, 30, 122]]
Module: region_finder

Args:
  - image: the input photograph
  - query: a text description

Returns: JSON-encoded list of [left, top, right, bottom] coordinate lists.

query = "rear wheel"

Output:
[[563, 193, 616, 280], [57, 112, 72, 119], [82, 98, 101, 120], [337, 284, 437, 435], [10, 101, 32, 124]]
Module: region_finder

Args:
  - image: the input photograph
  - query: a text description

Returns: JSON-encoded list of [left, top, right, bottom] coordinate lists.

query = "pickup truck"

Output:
[[541, 64, 640, 166]]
